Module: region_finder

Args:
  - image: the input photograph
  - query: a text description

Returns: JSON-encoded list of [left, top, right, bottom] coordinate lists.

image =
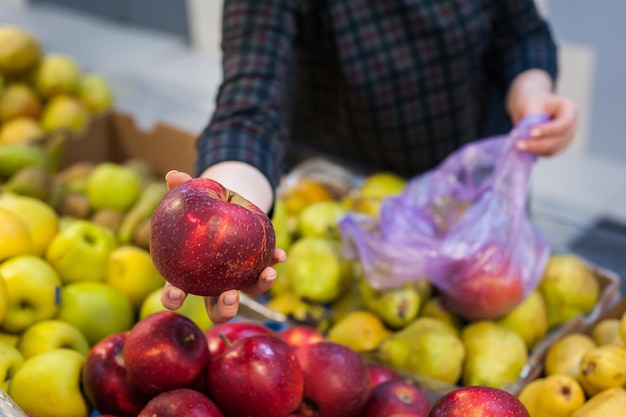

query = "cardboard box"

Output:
[[53, 110, 198, 177]]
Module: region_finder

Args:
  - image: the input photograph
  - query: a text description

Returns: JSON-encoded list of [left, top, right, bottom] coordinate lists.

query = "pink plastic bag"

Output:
[[340, 114, 551, 320]]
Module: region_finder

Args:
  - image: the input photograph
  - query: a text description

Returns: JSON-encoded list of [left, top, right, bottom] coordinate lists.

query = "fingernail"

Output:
[[530, 128, 540, 137], [223, 293, 237, 306], [265, 272, 277, 283], [165, 170, 179, 180], [169, 288, 183, 301]]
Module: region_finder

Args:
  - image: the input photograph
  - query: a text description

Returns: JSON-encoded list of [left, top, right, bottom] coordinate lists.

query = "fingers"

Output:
[[204, 291, 240, 324], [161, 281, 187, 310], [272, 247, 287, 266], [165, 170, 192, 191], [517, 97, 579, 156]]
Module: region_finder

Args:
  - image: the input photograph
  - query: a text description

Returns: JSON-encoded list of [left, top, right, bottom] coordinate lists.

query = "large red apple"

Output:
[[277, 325, 325, 349], [207, 334, 303, 417], [295, 341, 371, 417], [428, 386, 530, 417], [204, 320, 274, 357], [81, 331, 152, 417], [150, 177, 276, 296], [123, 311, 210, 395], [362, 380, 431, 417], [367, 363, 402, 389], [138, 388, 224, 417]]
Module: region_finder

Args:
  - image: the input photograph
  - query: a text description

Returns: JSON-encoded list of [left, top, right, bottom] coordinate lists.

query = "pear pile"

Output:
[[518, 308, 626, 416], [0, 24, 114, 145], [267, 174, 605, 393]]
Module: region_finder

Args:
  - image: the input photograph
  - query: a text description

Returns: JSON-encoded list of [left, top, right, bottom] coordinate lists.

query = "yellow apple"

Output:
[[140, 287, 213, 332], [9, 348, 90, 417], [0, 331, 20, 347], [0, 275, 8, 324], [0, 192, 60, 257], [56, 281, 135, 346], [45, 219, 117, 284], [17, 319, 90, 360], [105, 245, 166, 311], [0, 255, 62, 334], [0, 206, 33, 262], [0, 339, 24, 392]]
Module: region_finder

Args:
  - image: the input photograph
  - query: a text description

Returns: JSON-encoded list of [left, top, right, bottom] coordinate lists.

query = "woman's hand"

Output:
[[507, 69, 579, 156], [159, 170, 286, 324]]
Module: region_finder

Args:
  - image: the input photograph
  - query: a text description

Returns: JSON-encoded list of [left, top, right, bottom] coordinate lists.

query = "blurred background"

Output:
[[1, 0, 625, 282]]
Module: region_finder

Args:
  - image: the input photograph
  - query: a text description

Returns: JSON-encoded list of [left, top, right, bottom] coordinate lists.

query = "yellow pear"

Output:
[[77, 73, 113, 113], [0, 82, 41, 121], [327, 310, 392, 352], [0, 25, 42, 76], [41, 94, 89, 133], [34, 53, 82, 98], [538, 254, 599, 328], [544, 332, 596, 379], [496, 290, 549, 349], [419, 296, 463, 330], [0, 206, 34, 261], [593, 318, 624, 346], [519, 374, 586, 417], [461, 321, 528, 388], [578, 344, 626, 396], [619, 309, 626, 346], [359, 277, 421, 329], [0, 116, 44, 144], [280, 178, 334, 216], [0, 192, 60, 257], [378, 317, 465, 385], [572, 387, 626, 417]]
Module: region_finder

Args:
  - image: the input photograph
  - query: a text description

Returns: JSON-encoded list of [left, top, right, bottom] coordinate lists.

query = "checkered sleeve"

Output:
[[484, 0, 558, 93], [195, 0, 301, 189]]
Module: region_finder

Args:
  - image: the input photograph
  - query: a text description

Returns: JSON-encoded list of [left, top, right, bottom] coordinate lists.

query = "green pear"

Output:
[[496, 290, 549, 349], [286, 236, 353, 304], [2, 165, 52, 201], [461, 321, 528, 388], [296, 200, 346, 239], [359, 278, 420, 329], [271, 199, 293, 250], [539, 254, 599, 328], [0, 143, 49, 180], [378, 317, 465, 385]]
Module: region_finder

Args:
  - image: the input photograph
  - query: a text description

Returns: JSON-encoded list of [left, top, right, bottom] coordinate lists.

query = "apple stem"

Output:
[[219, 333, 233, 347], [226, 191, 234, 202]]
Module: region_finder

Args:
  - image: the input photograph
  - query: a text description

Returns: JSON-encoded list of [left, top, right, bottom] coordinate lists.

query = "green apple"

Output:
[[86, 162, 142, 212], [286, 236, 353, 304], [56, 281, 135, 346], [17, 319, 90, 360], [0, 255, 62, 334], [140, 287, 213, 332], [105, 245, 166, 311], [0, 339, 24, 392], [9, 348, 90, 417], [45, 219, 117, 284], [297, 200, 346, 239], [0, 192, 60, 257]]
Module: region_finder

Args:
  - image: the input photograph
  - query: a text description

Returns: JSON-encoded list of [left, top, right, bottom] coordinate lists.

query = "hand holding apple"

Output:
[[158, 170, 285, 324], [150, 176, 276, 296]]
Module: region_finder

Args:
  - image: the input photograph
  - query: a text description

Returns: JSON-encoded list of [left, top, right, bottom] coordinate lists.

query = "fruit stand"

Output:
[[2, 23, 626, 417]]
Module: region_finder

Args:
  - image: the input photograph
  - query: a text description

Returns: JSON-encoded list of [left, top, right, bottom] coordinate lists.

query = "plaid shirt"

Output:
[[196, 0, 558, 189]]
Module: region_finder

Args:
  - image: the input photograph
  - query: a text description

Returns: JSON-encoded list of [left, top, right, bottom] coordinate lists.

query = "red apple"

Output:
[[277, 325, 325, 349], [441, 272, 525, 320], [362, 380, 430, 417], [81, 331, 152, 417], [207, 334, 303, 417], [138, 388, 224, 417], [204, 320, 274, 357], [367, 363, 402, 389], [149, 177, 276, 296], [428, 386, 530, 417], [295, 341, 371, 417], [124, 311, 210, 395]]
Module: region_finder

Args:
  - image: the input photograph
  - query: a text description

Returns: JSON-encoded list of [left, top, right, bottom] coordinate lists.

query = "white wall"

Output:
[[186, 0, 222, 57]]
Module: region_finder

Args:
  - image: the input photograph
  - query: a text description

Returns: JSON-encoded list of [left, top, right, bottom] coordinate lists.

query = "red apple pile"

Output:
[[80, 310, 436, 417], [149, 178, 276, 296]]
